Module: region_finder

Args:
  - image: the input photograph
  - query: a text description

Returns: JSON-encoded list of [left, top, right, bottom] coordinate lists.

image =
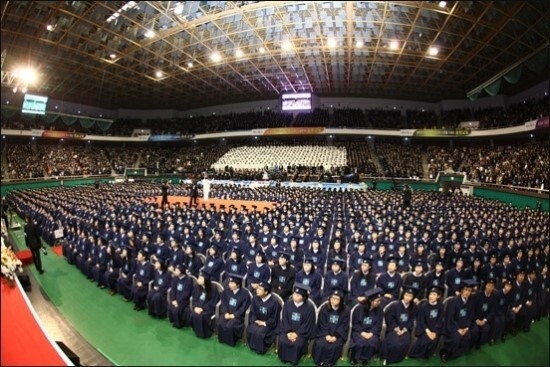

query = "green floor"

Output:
[[11, 218, 550, 366]]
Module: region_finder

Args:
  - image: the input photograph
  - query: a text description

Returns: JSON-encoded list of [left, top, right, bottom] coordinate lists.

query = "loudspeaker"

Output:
[[56, 341, 81, 366]]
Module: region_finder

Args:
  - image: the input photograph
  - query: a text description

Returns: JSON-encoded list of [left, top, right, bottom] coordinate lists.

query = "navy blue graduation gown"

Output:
[[350, 305, 383, 363], [278, 300, 316, 365], [350, 271, 375, 305], [271, 265, 296, 300], [409, 301, 444, 359], [246, 263, 271, 289], [247, 294, 282, 354], [167, 274, 193, 328], [442, 295, 476, 360], [131, 261, 154, 308], [217, 288, 251, 346], [322, 271, 349, 299], [295, 270, 323, 305], [472, 290, 497, 347], [312, 305, 350, 366], [380, 301, 416, 363], [491, 288, 513, 341], [376, 272, 403, 308], [190, 285, 220, 338], [147, 270, 171, 317], [203, 255, 224, 282], [116, 258, 136, 300]]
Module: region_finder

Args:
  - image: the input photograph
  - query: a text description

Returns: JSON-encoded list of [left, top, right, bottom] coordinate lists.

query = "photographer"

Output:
[[24, 216, 46, 274]]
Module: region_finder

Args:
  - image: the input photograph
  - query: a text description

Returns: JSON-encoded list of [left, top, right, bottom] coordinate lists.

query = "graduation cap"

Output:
[[228, 273, 244, 285], [303, 257, 315, 265], [485, 277, 497, 286], [257, 280, 271, 292], [279, 251, 291, 260], [174, 263, 187, 273], [209, 242, 221, 251], [364, 287, 384, 300], [488, 249, 499, 260], [387, 256, 399, 264], [330, 257, 345, 267], [360, 257, 372, 265], [293, 283, 311, 297], [427, 285, 444, 295], [233, 229, 242, 237], [402, 285, 419, 295], [460, 279, 478, 289], [412, 259, 428, 271], [330, 286, 347, 299]]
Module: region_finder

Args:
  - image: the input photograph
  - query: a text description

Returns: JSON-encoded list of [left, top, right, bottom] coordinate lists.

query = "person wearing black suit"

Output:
[[161, 181, 169, 207], [189, 180, 199, 207], [24, 216, 44, 274]]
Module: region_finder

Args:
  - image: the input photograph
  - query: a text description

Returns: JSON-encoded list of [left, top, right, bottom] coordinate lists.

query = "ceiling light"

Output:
[[109, 53, 116, 59], [145, 30, 155, 39], [389, 40, 399, 50], [259, 46, 266, 54], [210, 51, 222, 62], [327, 37, 337, 48], [155, 70, 163, 78], [174, 3, 184, 15], [355, 40, 364, 48], [281, 40, 293, 51], [427, 46, 439, 56], [46, 24, 55, 32], [438, 1, 447, 7], [187, 61, 194, 68], [235, 49, 244, 58]]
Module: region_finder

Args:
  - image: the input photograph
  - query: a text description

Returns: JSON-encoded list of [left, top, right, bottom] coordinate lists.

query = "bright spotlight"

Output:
[[427, 46, 439, 56], [327, 37, 337, 48], [259, 46, 266, 54], [145, 30, 155, 38], [389, 40, 399, 50], [155, 70, 163, 78], [438, 1, 447, 8], [187, 61, 194, 68], [355, 40, 364, 48], [281, 40, 293, 51], [235, 49, 244, 58], [210, 51, 222, 62]]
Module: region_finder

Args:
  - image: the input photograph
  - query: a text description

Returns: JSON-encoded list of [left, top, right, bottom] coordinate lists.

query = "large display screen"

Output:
[[281, 93, 312, 111], [22, 94, 48, 115]]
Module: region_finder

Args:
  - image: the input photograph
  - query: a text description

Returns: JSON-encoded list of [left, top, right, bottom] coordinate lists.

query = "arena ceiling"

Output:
[[1, 1, 549, 110]]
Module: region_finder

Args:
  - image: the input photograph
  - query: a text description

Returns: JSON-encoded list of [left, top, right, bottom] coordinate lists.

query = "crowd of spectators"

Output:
[[292, 108, 330, 127], [376, 143, 423, 179], [2, 95, 547, 135], [331, 108, 366, 128], [473, 97, 548, 129], [461, 140, 549, 189], [425, 146, 468, 179], [5, 144, 111, 179], [2, 138, 549, 189], [405, 109, 440, 129], [334, 141, 381, 176]]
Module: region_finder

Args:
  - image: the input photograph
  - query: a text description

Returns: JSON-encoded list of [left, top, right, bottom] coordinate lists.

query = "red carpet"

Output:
[[1, 278, 70, 366]]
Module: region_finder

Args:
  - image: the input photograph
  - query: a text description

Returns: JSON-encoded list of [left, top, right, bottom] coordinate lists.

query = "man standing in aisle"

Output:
[[24, 216, 45, 274]]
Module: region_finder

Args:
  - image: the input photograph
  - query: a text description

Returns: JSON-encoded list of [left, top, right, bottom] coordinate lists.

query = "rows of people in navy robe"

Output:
[[5, 183, 549, 365]]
